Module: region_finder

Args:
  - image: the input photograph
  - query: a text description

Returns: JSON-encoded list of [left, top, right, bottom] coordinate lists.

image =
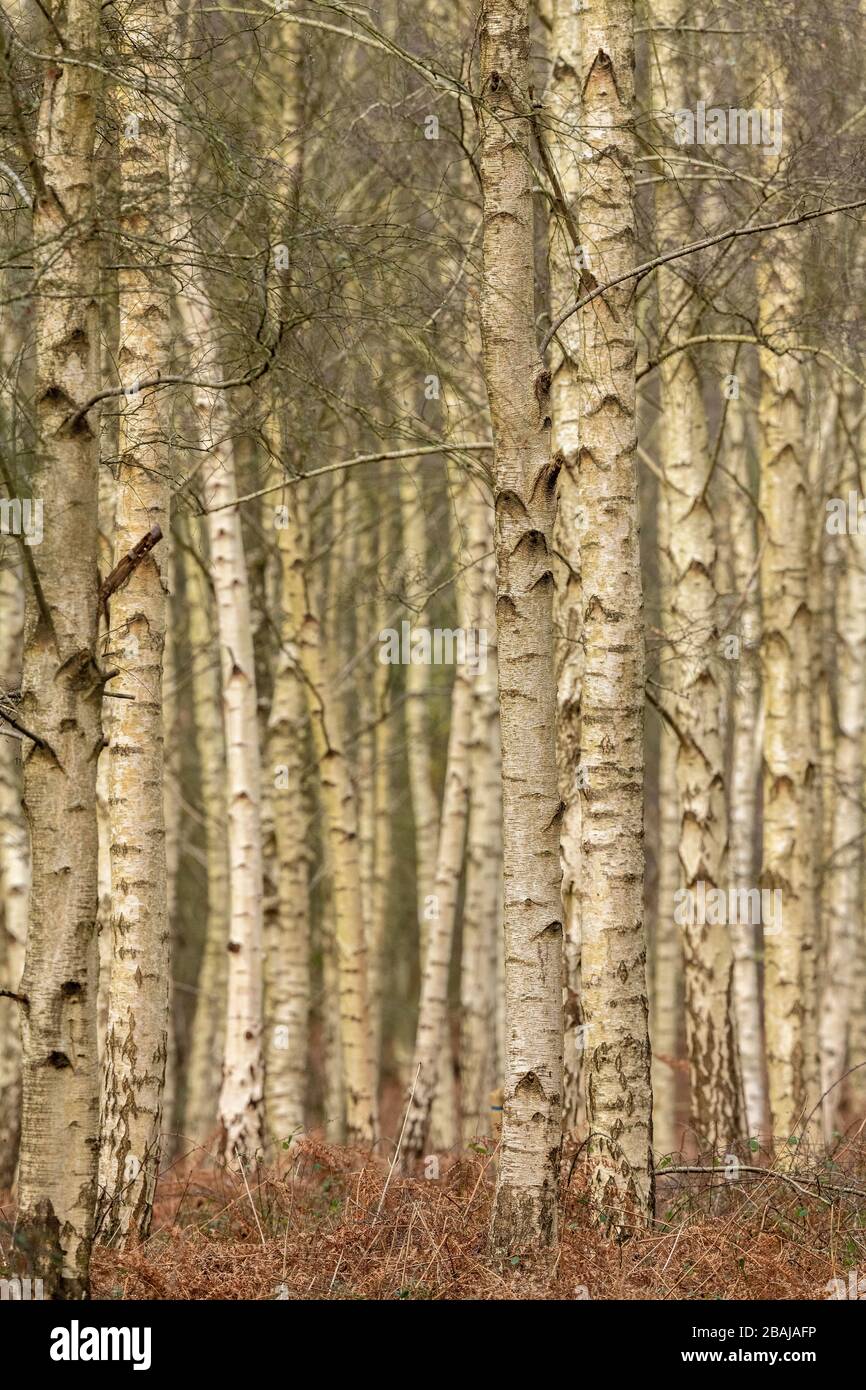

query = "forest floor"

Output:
[[61, 1128, 865, 1301]]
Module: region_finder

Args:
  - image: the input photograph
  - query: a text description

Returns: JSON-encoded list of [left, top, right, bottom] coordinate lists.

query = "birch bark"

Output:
[[98, 1, 172, 1238], [569, 0, 654, 1227], [480, 0, 564, 1255], [16, 0, 103, 1294], [758, 212, 818, 1142], [650, 3, 738, 1153], [170, 121, 266, 1162]]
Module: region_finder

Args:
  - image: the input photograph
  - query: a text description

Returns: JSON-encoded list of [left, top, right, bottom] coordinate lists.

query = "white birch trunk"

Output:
[[758, 252, 819, 1142], [725, 388, 767, 1139], [820, 385, 866, 1137], [480, 0, 564, 1256], [16, 0, 102, 1294], [0, 549, 27, 1189], [265, 479, 311, 1146], [182, 518, 230, 1145], [548, 0, 586, 1139], [650, 0, 738, 1155], [170, 126, 265, 1163], [98, 2, 171, 1237], [401, 484, 475, 1167], [459, 481, 501, 1143], [570, 0, 653, 1228]]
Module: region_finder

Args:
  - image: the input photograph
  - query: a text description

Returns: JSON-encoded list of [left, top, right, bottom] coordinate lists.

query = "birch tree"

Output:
[[266, 480, 312, 1144], [757, 64, 819, 1141], [399, 463, 441, 936], [548, 0, 586, 1137], [480, 0, 564, 1256], [724, 386, 766, 1139], [98, 0, 172, 1239], [181, 517, 229, 1144], [15, 0, 102, 1295], [0, 291, 29, 1189], [170, 115, 265, 1163], [400, 484, 474, 1168], [820, 380, 866, 1138], [650, 3, 739, 1154], [459, 480, 501, 1142], [563, 0, 653, 1228], [295, 498, 377, 1146], [0, 537, 27, 1189]]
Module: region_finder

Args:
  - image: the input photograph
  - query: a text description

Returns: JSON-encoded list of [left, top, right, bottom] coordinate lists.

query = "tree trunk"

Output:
[[480, 0, 564, 1257], [15, 0, 102, 1296], [265, 477, 311, 1146], [548, 0, 586, 1141], [758, 228, 818, 1143], [568, 0, 653, 1229], [650, 2, 738, 1154], [820, 384, 866, 1137], [182, 516, 229, 1146], [0, 549, 27, 1190], [296, 504, 377, 1146], [399, 466, 441, 933], [725, 383, 767, 1139], [98, 2, 172, 1239], [459, 479, 501, 1143], [400, 483, 474, 1168], [170, 124, 266, 1163], [0, 279, 29, 1190]]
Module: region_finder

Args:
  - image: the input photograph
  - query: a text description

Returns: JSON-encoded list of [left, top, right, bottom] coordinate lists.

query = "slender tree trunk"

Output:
[[480, 0, 564, 1257], [182, 517, 230, 1145], [758, 205, 819, 1144], [265, 477, 311, 1146], [647, 332, 681, 1159], [355, 500, 377, 1073], [400, 458, 461, 1150], [459, 480, 501, 1143], [548, 0, 586, 1140], [568, 0, 653, 1229], [399, 465, 440, 930], [96, 264, 117, 1076], [254, 9, 310, 1152], [369, 514, 396, 1073], [160, 547, 182, 1154], [15, 0, 102, 1296], [398, 459, 458, 1143], [0, 280, 29, 1190], [98, 2, 172, 1238], [0, 549, 27, 1190], [321, 874, 345, 1140], [809, 391, 839, 1138], [287, 478, 376, 1145], [652, 718, 682, 1156], [725, 382, 767, 1139], [400, 485, 474, 1168], [170, 125, 265, 1163], [205, 455, 265, 1160], [846, 401, 866, 1120], [650, 2, 738, 1153], [820, 385, 866, 1138]]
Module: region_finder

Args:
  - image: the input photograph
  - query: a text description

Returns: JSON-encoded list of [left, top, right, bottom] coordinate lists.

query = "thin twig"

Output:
[[374, 1063, 421, 1224], [235, 1148, 267, 1248]]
